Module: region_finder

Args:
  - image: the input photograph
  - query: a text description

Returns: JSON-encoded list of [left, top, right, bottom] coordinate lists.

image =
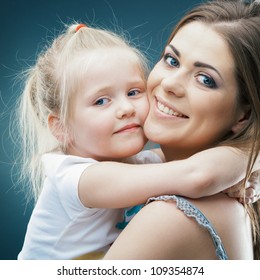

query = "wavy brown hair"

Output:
[[166, 0, 260, 259]]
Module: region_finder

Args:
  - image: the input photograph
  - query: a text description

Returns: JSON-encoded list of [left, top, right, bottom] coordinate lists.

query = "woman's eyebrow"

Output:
[[194, 62, 223, 80], [168, 44, 180, 57], [168, 43, 223, 80], [168, 44, 223, 80]]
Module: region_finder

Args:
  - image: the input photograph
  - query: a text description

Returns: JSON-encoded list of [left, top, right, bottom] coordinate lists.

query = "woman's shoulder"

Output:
[[189, 193, 248, 228], [181, 194, 253, 259], [141, 194, 253, 259], [140, 198, 222, 259]]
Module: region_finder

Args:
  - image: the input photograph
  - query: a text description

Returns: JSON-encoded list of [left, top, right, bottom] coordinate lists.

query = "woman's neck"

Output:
[[161, 146, 198, 162]]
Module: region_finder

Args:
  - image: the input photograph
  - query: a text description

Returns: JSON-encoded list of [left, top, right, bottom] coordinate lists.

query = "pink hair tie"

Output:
[[76, 24, 87, 32]]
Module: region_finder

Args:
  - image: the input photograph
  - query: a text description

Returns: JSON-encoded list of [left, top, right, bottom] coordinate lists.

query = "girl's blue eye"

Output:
[[197, 74, 217, 89], [94, 97, 110, 106], [164, 54, 179, 67], [128, 90, 140, 97]]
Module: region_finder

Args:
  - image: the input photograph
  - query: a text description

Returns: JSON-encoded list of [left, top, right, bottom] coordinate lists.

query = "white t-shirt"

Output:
[[18, 150, 162, 259]]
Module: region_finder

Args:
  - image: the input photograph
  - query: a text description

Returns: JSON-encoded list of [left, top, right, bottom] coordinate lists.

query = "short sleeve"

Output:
[[42, 153, 97, 218]]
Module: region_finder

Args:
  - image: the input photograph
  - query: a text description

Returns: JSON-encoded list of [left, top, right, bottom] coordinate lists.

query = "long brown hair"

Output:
[[167, 0, 260, 259]]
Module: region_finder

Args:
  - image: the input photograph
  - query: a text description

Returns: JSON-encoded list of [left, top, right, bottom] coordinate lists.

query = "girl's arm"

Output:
[[224, 169, 260, 204], [79, 146, 255, 208]]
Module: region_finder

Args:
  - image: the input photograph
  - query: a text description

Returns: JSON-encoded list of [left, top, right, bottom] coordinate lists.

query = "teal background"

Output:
[[0, 0, 201, 259]]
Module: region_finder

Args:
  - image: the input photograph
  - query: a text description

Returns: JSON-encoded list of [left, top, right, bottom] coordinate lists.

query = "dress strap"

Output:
[[147, 195, 228, 260]]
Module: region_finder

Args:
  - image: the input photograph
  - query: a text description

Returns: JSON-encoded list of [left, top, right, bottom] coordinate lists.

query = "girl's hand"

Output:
[[223, 170, 260, 204]]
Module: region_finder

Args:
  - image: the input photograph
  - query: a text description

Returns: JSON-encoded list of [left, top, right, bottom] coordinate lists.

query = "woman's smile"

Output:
[[156, 96, 188, 118]]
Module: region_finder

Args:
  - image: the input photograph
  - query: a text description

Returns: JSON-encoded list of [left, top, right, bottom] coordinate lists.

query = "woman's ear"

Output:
[[231, 107, 250, 134], [48, 114, 66, 143]]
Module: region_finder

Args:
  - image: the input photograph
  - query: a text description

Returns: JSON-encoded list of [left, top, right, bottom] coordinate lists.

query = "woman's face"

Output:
[[144, 21, 246, 160]]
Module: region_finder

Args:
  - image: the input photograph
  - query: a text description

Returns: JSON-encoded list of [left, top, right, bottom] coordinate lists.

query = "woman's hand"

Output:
[[223, 170, 260, 204]]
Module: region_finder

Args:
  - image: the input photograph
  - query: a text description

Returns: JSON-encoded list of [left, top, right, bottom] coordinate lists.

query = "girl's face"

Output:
[[144, 22, 246, 160], [66, 48, 149, 161]]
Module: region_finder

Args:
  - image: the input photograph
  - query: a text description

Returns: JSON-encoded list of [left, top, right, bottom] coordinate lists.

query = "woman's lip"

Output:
[[114, 123, 141, 134], [155, 96, 188, 118]]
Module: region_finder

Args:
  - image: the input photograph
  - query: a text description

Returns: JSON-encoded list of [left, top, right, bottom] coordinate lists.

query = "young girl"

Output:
[[16, 23, 258, 260]]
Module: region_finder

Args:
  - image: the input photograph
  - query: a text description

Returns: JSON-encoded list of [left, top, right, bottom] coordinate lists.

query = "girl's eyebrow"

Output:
[[168, 44, 223, 80]]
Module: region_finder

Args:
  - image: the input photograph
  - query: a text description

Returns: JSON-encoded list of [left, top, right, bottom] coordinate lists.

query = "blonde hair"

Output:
[[15, 23, 149, 204]]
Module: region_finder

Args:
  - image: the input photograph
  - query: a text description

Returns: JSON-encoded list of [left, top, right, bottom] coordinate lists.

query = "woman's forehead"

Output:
[[169, 22, 235, 76]]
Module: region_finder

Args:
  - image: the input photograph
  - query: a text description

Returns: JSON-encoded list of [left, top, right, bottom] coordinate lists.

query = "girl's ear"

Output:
[[48, 114, 67, 143], [231, 107, 250, 134]]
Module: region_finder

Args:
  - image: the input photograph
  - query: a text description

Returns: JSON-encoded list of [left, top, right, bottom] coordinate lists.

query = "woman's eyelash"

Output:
[[196, 74, 217, 89], [164, 53, 179, 67], [163, 51, 218, 89]]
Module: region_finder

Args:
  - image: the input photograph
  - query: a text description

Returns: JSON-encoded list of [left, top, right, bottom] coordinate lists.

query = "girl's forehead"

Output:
[[79, 46, 137, 60], [70, 47, 143, 77], [67, 47, 145, 96], [65, 47, 139, 78]]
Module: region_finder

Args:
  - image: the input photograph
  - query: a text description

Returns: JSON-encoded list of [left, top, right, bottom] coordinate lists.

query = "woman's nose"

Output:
[[161, 71, 186, 97]]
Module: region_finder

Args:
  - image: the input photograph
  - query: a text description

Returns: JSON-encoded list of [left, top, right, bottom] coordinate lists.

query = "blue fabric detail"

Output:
[[116, 204, 144, 230]]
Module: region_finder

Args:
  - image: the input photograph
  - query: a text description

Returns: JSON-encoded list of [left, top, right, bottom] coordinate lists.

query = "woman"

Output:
[[104, 0, 260, 259]]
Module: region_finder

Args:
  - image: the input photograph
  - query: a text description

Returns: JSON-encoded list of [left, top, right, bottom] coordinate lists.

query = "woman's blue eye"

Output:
[[94, 98, 110, 106], [164, 54, 179, 67], [197, 74, 217, 89]]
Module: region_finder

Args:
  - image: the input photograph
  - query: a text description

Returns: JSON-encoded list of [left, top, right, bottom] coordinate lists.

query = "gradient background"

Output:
[[0, 0, 201, 259]]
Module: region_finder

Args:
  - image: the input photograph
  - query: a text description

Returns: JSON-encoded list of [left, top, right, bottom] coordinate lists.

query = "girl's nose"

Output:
[[116, 99, 136, 119]]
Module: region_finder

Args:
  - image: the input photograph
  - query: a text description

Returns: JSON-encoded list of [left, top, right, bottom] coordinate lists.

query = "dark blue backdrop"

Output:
[[0, 0, 201, 259]]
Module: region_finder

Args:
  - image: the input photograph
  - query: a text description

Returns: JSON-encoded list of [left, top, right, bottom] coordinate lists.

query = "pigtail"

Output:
[[17, 66, 59, 203]]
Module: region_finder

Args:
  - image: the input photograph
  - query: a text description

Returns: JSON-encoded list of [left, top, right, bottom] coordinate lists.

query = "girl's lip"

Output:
[[154, 96, 188, 118], [114, 123, 141, 134]]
